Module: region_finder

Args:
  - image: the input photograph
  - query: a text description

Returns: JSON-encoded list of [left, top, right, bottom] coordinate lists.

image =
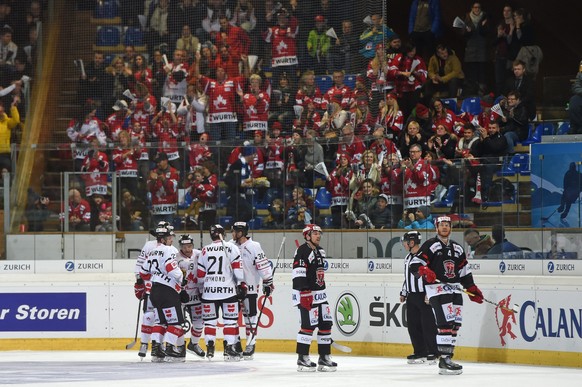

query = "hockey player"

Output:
[[231, 221, 275, 360], [133, 221, 175, 358], [292, 224, 337, 372], [175, 234, 206, 358], [410, 216, 484, 375], [400, 231, 438, 364], [139, 225, 185, 363], [197, 224, 247, 361]]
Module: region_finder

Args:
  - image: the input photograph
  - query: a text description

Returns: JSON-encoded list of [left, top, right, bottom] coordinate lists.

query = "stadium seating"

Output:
[[441, 98, 459, 114], [522, 122, 555, 145], [344, 74, 357, 90], [124, 27, 144, 47], [557, 121, 570, 135], [314, 187, 332, 209], [433, 185, 458, 208], [498, 154, 530, 176], [460, 97, 482, 115], [315, 75, 333, 93], [94, 1, 118, 19], [248, 217, 263, 230], [219, 216, 234, 229], [95, 26, 122, 48]]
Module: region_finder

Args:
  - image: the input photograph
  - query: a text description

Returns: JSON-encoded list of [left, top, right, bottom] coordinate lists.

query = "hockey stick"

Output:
[[247, 237, 286, 345], [331, 339, 352, 353], [434, 280, 519, 313], [126, 297, 143, 349]]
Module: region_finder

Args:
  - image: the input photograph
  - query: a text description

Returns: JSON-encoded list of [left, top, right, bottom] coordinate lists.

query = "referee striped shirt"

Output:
[[401, 252, 425, 296]]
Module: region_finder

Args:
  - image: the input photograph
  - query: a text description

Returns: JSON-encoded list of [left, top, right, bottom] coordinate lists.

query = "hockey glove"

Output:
[[263, 278, 275, 297], [180, 290, 190, 304], [299, 290, 313, 310], [134, 278, 145, 300], [236, 282, 248, 300], [418, 266, 437, 284], [466, 285, 484, 304]]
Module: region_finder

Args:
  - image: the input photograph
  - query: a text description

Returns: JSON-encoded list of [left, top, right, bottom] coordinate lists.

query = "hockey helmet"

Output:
[[154, 226, 172, 239], [179, 234, 194, 245], [232, 221, 249, 237], [302, 224, 322, 240], [157, 220, 175, 235], [210, 224, 225, 241], [401, 230, 422, 245], [434, 215, 452, 228]]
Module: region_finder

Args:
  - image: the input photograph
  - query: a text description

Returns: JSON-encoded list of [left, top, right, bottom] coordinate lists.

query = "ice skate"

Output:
[[224, 344, 242, 362], [234, 340, 244, 357], [138, 342, 148, 359], [150, 341, 165, 363], [427, 354, 438, 365], [297, 355, 317, 372], [243, 344, 255, 360], [187, 340, 206, 358], [407, 354, 427, 364], [317, 354, 337, 372], [164, 344, 186, 363], [438, 356, 463, 375], [206, 341, 215, 360]]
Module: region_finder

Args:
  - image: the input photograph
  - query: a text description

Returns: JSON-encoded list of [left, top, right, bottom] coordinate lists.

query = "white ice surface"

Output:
[[0, 351, 579, 387]]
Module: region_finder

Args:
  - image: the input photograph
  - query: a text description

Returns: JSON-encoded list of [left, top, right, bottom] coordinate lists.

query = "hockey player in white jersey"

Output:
[[133, 221, 175, 358], [197, 224, 247, 361], [231, 221, 274, 360], [139, 225, 185, 363], [176, 234, 206, 358]]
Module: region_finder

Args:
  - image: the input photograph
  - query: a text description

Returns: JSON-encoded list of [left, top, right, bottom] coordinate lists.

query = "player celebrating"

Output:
[[231, 221, 275, 360], [133, 221, 174, 359], [139, 225, 185, 363], [197, 224, 247, 361], [175, 234, 206, 359], [292, 224, 337, 372], [410, 216, 484, 375]]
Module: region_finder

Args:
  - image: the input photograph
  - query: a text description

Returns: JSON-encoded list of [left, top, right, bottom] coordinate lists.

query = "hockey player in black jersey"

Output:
[[409, 216, 484, 375], [292, 224, 337, 372]]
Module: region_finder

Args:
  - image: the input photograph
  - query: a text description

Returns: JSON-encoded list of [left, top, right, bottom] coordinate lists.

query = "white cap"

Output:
[[112, 99, 128, 111]]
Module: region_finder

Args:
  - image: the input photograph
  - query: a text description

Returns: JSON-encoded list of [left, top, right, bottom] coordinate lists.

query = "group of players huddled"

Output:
[[134, 220, 274, 363]]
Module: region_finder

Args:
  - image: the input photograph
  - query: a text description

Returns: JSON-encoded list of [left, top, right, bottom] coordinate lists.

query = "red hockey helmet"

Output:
[[303, 224, 322, 240], [434, 216, 452, 228]]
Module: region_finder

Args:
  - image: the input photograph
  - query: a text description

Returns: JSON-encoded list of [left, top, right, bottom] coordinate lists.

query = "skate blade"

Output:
[[187, 349, 206, 358], [243, 354, 254, 360], [407, 358, 427, 364], [164, 357, 186, 363], [151, 357, 165, 363], [317, 365, 337, 372], [297, 365, 317, 372], [224, 355, 242, 362], [439, 368, 463, 375]]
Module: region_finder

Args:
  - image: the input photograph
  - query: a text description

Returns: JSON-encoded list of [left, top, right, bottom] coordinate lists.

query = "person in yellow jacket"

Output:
[[425, 44, 464, 99], [0, 95, 20, 172]]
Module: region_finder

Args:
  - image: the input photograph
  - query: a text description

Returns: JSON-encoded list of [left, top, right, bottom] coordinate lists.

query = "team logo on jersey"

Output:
[[443, 260, 455, 279], [335, 292, 360, 336], [316, 268, 325, 286], [495, 294, 518, 346]]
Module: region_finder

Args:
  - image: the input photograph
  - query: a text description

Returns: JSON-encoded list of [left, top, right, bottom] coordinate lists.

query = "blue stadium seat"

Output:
[[522, 123, 554, 145], [219, 216, 234, 229], [441, 98, 459, 114], [219, 187, 228, 208], [323, 215, 333, 228], [178, 190, 193, 209], [460, 97, 482, 115], [315, 75, 333, 93], [96, 26, 121, 47], [512, 153, 530, 176], [124, 27, 144, 47], [248, 217, 263, 230], [433, 185, 458, 208], [557, 121, 570, 135], [94, 1, 118, 19], [344, 74, 357, 90], [314, 187, 332, 209]]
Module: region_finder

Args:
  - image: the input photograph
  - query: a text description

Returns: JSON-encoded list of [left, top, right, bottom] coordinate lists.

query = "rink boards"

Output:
[[0, 272, 580, 368]]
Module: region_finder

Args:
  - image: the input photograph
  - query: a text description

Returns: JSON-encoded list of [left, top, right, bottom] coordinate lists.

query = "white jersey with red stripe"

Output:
[[197, 240, 243, 301], [140, 244, 183, 293], [237, 238, 273, 295]]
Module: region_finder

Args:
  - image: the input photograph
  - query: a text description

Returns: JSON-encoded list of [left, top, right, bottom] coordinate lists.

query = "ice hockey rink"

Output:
[[0, 351, 579, 387]]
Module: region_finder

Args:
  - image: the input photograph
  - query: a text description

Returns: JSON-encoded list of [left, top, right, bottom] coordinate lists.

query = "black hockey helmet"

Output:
[[232, 221, 249, 237], [179, 234, 194, 245], [210, 224, 225, 241], [401, 230, 422, 245]]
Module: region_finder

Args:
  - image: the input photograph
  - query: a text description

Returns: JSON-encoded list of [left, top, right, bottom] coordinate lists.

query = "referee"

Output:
[[400, 231, 438, 364]]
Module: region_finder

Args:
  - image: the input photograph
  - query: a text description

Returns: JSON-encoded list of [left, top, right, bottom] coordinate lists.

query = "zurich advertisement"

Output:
[[0, 293, 87, 332]]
